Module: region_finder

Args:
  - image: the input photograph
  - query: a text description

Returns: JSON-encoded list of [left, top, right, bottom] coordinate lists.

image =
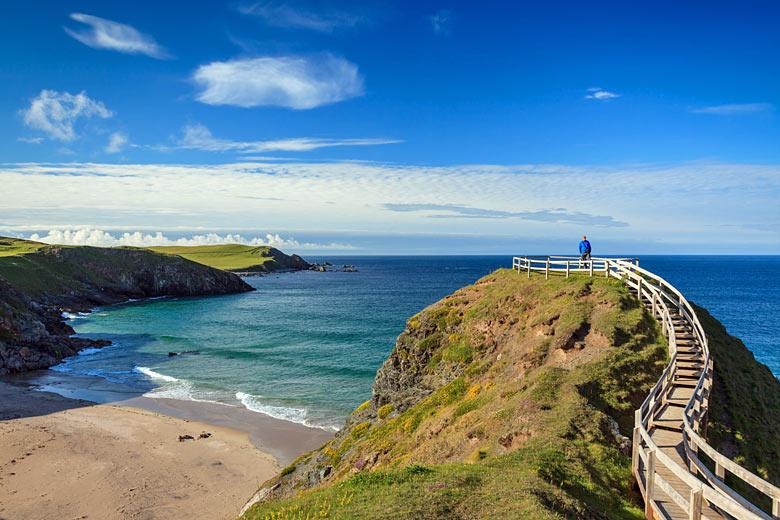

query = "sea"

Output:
[[32, 255, 780, 431]]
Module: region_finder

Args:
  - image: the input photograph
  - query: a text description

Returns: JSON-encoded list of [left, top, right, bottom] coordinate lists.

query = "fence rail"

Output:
[[513, 255, 780, 520]]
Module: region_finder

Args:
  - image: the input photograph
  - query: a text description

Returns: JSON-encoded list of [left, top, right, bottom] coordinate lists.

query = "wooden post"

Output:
[[545, 258, 549, 280], [772, 498, 779, 519], [604, 259, 609, 278], [645, 449, 656, 518], [566, 260, 570, 278], [689, 486, 702, 520], [632, 409, 641, 478], [715, 462, 725, 481], [527, 258, 531, 278], [637, 277, 643, 299], [652, 294, 657, 318], [589, 260, 593, 277]]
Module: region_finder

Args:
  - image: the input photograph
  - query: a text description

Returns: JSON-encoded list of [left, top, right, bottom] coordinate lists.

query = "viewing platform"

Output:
[[513, 256, 780, 520]]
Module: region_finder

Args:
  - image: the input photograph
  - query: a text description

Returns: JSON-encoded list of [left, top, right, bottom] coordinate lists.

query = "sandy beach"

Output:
[[0, 381, 333, 520]]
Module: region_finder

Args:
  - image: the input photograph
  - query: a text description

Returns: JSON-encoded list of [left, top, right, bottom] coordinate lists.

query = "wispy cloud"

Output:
[[585, 87, 620, 100], [17, 137, 44, 144], [20, 90, 113, 141], [192, 53, 364, 109], [165, 123, 400, 153], [3, 161, 779, 251], [237, 2, 362, 32], [105, 132, 128, 153], [383, 203, 628, 227], [429, 9, 453, 35], [28, 228, 357, 251], [690, 103, 773, 115], [65, 13, 171, 59]]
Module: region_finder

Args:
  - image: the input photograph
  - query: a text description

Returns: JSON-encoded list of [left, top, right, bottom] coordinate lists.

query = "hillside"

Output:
[[696, 303, 780, 509], [240, 269, 780, 520], [240, 269, 669, 519], [147, 244, 310, 273], [0, 236, 252, 374]]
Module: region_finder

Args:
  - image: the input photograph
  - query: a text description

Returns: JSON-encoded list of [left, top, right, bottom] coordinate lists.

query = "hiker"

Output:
[[579, 236, 592, 265]]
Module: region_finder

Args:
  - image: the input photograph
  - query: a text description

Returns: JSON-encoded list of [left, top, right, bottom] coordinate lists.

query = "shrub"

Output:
[[378, 404, 394, 419], [351, 421, 371, 440]]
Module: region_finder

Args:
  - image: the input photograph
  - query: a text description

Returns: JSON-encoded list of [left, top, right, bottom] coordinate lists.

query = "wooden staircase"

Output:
[[512, 255, 780, 520]]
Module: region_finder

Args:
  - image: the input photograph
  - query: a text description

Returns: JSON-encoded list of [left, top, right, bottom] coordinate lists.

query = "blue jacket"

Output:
[[579, 240, 591, 254]]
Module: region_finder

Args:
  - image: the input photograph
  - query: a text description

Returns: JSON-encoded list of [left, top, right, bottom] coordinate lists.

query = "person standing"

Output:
[[579, 236, 592, 264]]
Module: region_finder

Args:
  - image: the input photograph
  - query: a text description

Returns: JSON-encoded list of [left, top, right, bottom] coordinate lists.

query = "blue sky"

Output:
[[1, 1, 779, 253]]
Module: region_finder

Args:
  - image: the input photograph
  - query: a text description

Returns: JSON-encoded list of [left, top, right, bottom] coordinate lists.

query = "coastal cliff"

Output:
[[241, 270, 668, 518], [241, 269, 780, 520], [0, 237, 253, 375]]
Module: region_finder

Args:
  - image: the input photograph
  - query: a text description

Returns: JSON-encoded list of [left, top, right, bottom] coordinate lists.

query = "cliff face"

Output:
[[0, 239, 253, 375], [242, 270, 670, 519]]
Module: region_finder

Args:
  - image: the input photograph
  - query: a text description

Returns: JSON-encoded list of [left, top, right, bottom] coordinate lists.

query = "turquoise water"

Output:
[[53, 256, 780, 431]]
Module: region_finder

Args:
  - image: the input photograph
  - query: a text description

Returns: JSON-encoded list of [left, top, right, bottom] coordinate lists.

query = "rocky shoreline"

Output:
[[0, 245, 253, 375]]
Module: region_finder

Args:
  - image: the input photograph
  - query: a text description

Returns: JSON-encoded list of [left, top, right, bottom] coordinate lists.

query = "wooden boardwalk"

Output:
[[512, 256, 780, 520]]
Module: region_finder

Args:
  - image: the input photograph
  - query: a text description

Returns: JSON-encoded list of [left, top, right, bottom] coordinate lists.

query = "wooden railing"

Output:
[[513, 256, 780, 520]]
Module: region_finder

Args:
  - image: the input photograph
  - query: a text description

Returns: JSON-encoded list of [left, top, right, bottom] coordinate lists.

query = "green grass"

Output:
[[243, 451, 643, 520], [148, 244, 307, 272], [147, 244, 278, 271], [0, 237, 47, 257]]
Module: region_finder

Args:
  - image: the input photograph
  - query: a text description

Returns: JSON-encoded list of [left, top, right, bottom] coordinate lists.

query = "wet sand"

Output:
[[0, 382, 333, 520]]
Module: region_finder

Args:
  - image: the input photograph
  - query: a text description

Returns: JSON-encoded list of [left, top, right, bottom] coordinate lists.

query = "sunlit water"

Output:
[[51, 255, 779, 430]]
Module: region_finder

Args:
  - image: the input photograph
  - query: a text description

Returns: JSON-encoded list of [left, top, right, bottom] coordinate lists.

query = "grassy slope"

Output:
[[0, 237, 117, 296], [242, 270, 670, 520], [0, 237, 250, 297], [697, 303, 780, 511], [0, 237, 46, 257], [147, 244, 304, 272], [0, 238, 303, 297]]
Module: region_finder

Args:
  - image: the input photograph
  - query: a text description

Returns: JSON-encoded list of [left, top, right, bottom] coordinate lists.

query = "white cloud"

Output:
[[691, 103, 773, 115], [429, 10, 453, 35], [28, 229, 356, 251], [192, 53, 364, 109], [21, 89, 113, 142], [17, 137, 44, 144], [65, 13, 170, 59], [105, 132, 128, 153], [2, 160, 780, 252], [170, 123, 400, 153], [585, 88, 620, 100], [237, 3, 362, 32]]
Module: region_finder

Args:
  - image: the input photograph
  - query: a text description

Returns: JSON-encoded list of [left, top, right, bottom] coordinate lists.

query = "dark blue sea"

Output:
[[47, 256, 780, 430]]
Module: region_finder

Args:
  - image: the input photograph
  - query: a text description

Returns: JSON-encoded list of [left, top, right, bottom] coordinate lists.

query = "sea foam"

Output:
[[133, 365, 180, 382], [236, 391, 310, 425]]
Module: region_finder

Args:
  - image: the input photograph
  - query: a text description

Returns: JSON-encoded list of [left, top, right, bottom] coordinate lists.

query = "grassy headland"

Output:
[[240, 269, 780, 520], [241, 270, 670, 519], [148, 244, 309, 273]]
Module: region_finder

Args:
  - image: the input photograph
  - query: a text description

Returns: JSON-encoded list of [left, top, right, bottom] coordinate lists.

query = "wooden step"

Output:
[[652, 418, 684, 432], [672, 380, 699, 388], [675, 372, 703, 381], [676, 363, 704, 371]]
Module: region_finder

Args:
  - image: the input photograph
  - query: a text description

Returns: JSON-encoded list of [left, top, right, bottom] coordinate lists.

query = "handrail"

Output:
[[513, 255, 780, 520]]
